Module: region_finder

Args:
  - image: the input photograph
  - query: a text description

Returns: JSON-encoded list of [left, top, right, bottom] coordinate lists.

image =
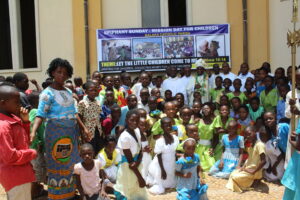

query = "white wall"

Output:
[[269, 1, 300, 71]]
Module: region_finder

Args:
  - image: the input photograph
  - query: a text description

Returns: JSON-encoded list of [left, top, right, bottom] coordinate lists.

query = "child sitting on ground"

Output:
[[226, 126, 266, 193], [209, 120, 244, 179], [74, 143, 108, 200], [97, 136, 120, 184], [175, 138, 208, 200]]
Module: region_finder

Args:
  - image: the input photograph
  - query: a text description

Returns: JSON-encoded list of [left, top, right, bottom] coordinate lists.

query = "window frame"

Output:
[[1, 0, 42, 73]]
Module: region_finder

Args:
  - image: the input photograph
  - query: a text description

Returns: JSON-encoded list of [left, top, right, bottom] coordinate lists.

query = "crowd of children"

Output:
[[0, 58, 300, 200]]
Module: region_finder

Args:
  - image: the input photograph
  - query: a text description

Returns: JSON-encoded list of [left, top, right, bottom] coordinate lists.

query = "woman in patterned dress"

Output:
[[31, 58, 89, 200]]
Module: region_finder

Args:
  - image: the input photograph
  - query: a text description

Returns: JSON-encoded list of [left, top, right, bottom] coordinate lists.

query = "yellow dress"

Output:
[[226, 141, 265, 193]]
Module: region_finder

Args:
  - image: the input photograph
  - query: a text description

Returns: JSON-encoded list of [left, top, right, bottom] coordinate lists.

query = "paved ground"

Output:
[[0, 175, 284, 200]]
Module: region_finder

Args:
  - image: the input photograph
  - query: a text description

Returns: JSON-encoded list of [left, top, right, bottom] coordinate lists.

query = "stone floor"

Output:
[[0, 175, 284, 200]]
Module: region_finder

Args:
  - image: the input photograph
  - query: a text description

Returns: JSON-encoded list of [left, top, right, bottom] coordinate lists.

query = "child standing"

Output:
[[227, 79, 247, 104], [78, 81, 103, 153], [28, 91, 47, 198], [147, 117, 179, 194], [222, 78, 232, 95], [114, 110, 148, 200], [230, 97, 241, 119], [191, 101, 202, 123], [277, 84, 290, 122], [0, 83, 37, 200], [113, 75, 126, 107], [209, 120, 244, 179], [260, 76, 279, 112], [197, 103, 216, 171], [138, 117, 152, 180], [137, 88, 150, 113], [213, 105, 234, 161], [176, 139, 208, 200], [209, 76, 224, 103], [120, 72, 132, 98], [244, 79, 256, 103], [100, 89, 116, 122], [74, 76, 84, 100], [226, 126, 266, 193], [74, 143, 108, 200]]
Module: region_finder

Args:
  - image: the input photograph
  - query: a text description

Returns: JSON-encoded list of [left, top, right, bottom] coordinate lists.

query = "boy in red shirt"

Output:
[[0, 82, 37, 200]]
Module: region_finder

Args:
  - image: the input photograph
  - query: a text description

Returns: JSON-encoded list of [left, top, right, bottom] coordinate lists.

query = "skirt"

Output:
[[114, 161, 148, 200], [45, 119, 81, 200]]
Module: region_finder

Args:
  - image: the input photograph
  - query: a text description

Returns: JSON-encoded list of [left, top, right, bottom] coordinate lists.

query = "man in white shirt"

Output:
[[220, 62, 236, 91], [131, 72, 153, 101], [162, 66, 188, 105], [208, 64, 221, 89], [181, 65, 195, 106], [237, 62, 254, 91]]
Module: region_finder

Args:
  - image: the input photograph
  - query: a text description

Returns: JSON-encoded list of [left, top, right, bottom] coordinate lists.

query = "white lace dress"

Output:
[[146, 135, 179, 194]]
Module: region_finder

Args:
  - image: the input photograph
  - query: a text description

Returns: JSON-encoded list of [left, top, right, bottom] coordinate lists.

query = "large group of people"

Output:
[[0, 57, 300, 200]]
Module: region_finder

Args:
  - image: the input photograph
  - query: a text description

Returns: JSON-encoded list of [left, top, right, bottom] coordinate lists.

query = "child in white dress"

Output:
[[113, 109, 148, 200], [147, 117, 179, 194]]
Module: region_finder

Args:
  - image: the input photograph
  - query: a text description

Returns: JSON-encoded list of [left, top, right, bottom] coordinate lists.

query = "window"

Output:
[[0, 0, 39, 71], [168, 0, 187, 26], [20, 0, 37, 68], [141, 0, 161, 27], [141, 0, 189, 28], [0, 0, 13, 69]]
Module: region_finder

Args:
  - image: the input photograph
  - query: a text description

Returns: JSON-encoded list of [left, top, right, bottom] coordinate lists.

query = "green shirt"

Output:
[[151, 118, 181, 136], [29, 109, 45, 151], [209, 88, 224, 103], [227, 92, 247, 104], [247, 104, 264, 121], [260, 88, 279, 112]]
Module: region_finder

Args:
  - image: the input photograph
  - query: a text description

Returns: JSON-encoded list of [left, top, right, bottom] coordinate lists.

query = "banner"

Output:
[[97, 24, 230, 72]]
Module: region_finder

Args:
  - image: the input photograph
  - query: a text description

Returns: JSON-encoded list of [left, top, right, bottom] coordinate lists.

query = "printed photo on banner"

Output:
[[101, 39, 131, 61], [163, 36, 195, 58], [196, 35, 226, 58], [132, 37, 163, 60]]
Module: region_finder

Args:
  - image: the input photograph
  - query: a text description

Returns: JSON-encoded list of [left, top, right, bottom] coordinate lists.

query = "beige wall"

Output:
[[102, 0, 142, 28], [1, 0, 75, 88], [190, 0, 227, 25], [269, 1, 300, 72]]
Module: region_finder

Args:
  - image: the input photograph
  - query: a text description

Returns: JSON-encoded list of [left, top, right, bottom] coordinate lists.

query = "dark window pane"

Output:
[[142, 0, 161, 27], [168, 0, 187, 26], [0, 0, 13, 69], [20, 0, 37, 68]]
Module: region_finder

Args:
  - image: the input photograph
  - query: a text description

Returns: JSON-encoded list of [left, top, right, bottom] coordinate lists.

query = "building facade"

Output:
[[0, 0, 299, 84]]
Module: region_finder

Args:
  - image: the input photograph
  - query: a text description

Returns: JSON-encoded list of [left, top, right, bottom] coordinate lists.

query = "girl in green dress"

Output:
[[197, 103, 216, 171], [213, 105, 234, 161]]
